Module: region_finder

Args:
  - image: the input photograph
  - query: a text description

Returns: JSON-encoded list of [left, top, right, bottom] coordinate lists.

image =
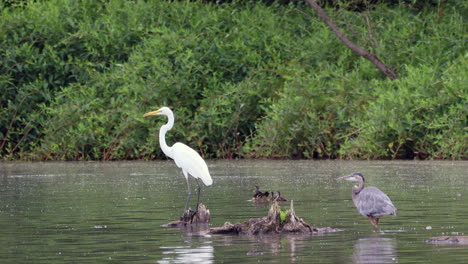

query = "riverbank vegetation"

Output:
[[1, 0, 466, 160]]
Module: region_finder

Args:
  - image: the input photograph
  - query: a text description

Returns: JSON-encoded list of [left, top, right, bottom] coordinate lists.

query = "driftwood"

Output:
[[426, 236, 468, 245], [209, 200, 340, 235], [161, 204, 210, 228]]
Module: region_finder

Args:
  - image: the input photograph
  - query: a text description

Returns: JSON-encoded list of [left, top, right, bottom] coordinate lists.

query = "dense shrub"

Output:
[[0, 0, 466, 160], [243, 4, 467, 159], [0, 0, 155, 158], [340, 58, 467, 159]]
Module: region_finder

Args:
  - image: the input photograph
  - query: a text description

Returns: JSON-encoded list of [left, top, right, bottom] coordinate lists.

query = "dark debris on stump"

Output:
[[161, 204, 211, 228]]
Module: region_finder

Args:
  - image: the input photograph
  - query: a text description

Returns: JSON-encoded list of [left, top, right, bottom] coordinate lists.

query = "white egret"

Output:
[[144, 107, 213, 219], [338, 172, 397, 229]]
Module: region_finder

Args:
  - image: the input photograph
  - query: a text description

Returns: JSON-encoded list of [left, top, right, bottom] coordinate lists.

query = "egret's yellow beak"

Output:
[[143, 109, 162, 117]]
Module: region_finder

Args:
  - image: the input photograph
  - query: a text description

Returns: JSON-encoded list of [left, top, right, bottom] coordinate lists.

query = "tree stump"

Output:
[[209, 200, 340, 235], [161, 204, 210, 228], [426, 236, 468, 245]]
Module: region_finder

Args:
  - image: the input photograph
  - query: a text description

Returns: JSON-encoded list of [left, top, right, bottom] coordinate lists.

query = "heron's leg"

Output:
[[368, 216, 379, 229]]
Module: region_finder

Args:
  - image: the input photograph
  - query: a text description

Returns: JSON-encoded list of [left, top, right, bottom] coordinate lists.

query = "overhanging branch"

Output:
[[306, 0, 399, 80]]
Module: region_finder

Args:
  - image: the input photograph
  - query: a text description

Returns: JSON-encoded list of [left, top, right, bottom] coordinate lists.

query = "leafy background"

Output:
[[0, 0, 466, 160]]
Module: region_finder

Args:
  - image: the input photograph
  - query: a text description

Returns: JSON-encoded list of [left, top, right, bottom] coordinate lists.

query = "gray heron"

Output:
[[338, 172, 397, 229]]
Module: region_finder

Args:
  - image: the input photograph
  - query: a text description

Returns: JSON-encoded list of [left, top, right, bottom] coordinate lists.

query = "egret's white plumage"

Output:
[[172, 142, 213, 186], [144, 107, 212, 216]]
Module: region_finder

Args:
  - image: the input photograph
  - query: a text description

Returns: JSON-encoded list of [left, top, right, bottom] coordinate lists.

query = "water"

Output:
[[0, 160, 467, 263]]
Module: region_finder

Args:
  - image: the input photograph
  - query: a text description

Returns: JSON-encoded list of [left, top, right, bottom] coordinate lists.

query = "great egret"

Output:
[[338, 172, 397, 229], [144, 107, 213, 219]]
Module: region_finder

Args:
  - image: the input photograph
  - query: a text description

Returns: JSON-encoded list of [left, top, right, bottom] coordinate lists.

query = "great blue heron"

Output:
[[144, 107, 213, 219], [338, 172, 397, 229]]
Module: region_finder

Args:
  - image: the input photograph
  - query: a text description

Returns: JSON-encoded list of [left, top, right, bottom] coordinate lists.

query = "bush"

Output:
[[0, 0, 152, 159], [34, 1, 295, 160], [340, 57, 467, 159], [242, 3, 466, 159], [0, 0, 466, 160]]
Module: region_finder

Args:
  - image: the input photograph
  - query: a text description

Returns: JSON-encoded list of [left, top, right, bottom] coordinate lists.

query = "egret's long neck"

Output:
[[159, 114, 174, 158]]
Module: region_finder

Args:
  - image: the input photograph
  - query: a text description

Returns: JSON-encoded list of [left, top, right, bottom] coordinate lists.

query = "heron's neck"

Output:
[[352, 180, 365, 195], [159, 115, 174, 158]]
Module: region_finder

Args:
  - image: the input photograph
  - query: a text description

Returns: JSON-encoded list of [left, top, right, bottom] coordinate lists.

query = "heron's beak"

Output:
[[337, 175, 356, 181], [337, 175, 347, 181], [143, 109, 162, 117]]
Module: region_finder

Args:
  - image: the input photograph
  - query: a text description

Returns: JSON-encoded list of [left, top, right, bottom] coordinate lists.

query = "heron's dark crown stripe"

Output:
[[353, 172, 365, 183]]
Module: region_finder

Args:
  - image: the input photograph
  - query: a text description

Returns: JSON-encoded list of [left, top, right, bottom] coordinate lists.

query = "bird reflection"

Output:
[[213, 233, 316, 263], [352, 236, 397, 264], [158, 245, 214, 264]]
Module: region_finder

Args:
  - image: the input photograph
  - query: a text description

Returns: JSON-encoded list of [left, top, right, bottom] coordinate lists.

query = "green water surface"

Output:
[[1, 160, 467, 263]]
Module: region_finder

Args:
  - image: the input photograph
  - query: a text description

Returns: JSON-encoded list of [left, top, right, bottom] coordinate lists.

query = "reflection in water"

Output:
[[352, 236, 397, 264], [158, 245, 214, 264], [212, 232, 323, 263], [247, 234, 308, 260]]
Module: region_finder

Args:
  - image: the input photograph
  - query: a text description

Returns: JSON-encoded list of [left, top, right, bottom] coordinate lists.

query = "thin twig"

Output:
[[0, 91, 34, 151], [364, 12, 377, 56]]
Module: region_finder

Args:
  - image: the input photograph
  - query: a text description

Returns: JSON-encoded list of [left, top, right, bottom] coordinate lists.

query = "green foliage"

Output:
[[244, 63, 367, 159], [280, 209, 289, 224], [243, 3, 467, 160], [32, 1, 296, 160], [340, 57, 467, 159], [0, 0, 466, 160], [0, 0, 155, 159]]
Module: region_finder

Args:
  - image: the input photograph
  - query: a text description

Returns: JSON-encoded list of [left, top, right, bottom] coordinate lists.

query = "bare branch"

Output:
[[305, 0, 399, 80]]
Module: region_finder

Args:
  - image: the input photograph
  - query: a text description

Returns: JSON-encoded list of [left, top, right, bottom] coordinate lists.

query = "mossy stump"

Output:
[[209, 200, 340, 235], [161, 204, 210, 228]]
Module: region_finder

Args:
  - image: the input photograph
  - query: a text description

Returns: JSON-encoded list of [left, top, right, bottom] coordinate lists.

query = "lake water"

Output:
[[1, 160, 467, 263]]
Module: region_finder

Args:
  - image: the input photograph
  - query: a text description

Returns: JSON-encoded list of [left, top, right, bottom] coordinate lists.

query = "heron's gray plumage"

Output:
[[353, 186, 397, 217], [339, 172, 397, 228]]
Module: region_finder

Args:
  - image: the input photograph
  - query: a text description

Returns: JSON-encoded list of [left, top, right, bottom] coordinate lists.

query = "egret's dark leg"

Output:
[[182, 175, 192, 220], [195, 179, 201, 213]]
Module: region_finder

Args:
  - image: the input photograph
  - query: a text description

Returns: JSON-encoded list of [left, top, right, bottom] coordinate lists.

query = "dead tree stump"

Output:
[[209, 200, 340, 235], [161, 204, 210, 228], [426, 236, 468, 245]]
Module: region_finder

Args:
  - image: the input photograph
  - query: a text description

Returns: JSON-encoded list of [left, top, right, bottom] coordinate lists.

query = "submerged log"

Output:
[[161, 204, 210, 228], [426, 236, 468, 245], [209, 200, 340, 235]]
